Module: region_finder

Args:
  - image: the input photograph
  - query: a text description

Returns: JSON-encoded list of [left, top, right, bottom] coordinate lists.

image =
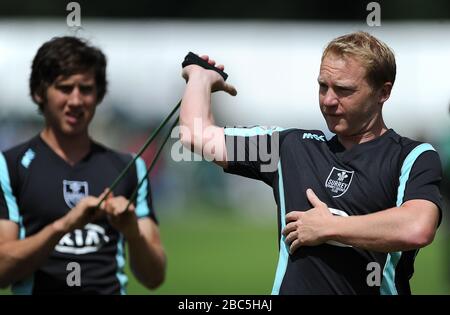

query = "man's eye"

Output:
[[337, 86, 353, 92], [57, 85, 73, 94], [79, 85, 94, 94], [335, 87, 354, 96]]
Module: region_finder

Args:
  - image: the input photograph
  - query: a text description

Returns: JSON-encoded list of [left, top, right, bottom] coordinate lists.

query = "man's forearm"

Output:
[[327, 204, 437, 252], [127, 235, 166, 290], [0, 221, 66, 287], [180, 73, 215, 152]]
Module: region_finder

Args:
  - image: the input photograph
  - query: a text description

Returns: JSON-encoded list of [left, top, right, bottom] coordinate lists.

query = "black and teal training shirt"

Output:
[[0, 135, 156, 295], [224, 127, 442, 295]]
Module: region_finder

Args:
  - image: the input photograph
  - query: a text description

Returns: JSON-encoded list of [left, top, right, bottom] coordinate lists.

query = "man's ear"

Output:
[[378, 82, 393, 104], [32, 91, 43, 104]]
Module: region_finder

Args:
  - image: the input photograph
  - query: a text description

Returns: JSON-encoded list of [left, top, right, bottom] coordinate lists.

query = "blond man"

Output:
[[179, 32, 442, 295]]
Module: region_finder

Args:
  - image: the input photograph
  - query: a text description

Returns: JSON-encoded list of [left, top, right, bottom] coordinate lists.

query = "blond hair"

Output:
[[322, 31, 396, 89]]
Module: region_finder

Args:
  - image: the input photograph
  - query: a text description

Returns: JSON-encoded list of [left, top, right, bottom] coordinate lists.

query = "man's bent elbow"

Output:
[[140, 264, 166, 290], [180, 130, 204, 155], [136, 253, 167, 290], [179, 132, 193, 151], [179, 124, 195, 150], [146, 271, 165, 290], [406, 224, 437, 249]]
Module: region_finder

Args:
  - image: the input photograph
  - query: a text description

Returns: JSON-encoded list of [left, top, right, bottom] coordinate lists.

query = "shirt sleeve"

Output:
[[223, 126, 284, 186], [134, 156, 157, 223], [0, 152, 20, 223], [401, 149, 443, 225]]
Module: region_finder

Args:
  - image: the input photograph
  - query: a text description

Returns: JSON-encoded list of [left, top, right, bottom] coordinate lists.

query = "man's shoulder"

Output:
[[384, 131, 441, 175], [1, 135, 41, 167], [223, 125, 325, 139], [287, 129, 327, 141], [223, 125, 287, 136], [278, 128, 328, 147], [391, 131, 438, 159]]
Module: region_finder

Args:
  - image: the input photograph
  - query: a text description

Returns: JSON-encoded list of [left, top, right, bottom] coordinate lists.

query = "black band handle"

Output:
[[182, 52, 228, 81]]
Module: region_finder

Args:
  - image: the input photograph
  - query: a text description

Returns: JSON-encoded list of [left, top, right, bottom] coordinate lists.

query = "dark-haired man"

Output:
[[0, 36, 166, 294]]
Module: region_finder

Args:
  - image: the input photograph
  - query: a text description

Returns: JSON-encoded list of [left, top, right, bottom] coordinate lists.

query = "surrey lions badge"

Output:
[[325, 167, 354, 198], [63, 180, 89, 208]]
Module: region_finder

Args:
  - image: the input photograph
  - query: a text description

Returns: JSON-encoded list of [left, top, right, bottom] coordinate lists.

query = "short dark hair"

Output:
[[30, 36, 107, 111]]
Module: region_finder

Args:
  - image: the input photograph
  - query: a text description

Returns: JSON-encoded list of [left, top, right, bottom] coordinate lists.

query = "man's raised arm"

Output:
[[179, 55, 237, 168]]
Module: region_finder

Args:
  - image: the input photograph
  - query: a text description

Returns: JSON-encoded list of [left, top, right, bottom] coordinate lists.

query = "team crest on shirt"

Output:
[[63, 180, 89, 208], [324, 167, 354, 198]]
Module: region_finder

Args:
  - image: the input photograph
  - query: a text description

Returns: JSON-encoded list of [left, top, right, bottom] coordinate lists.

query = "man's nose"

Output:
[[322, 89, 339, 107], [68, 87, 83, 106]]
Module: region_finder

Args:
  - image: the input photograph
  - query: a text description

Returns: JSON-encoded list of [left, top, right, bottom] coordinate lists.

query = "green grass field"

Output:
[[1, 211, 449, 295]]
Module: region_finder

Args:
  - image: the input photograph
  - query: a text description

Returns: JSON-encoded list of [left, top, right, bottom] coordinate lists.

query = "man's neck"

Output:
[[40, 128, 91, 166], [337, 118, 388, 150]]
